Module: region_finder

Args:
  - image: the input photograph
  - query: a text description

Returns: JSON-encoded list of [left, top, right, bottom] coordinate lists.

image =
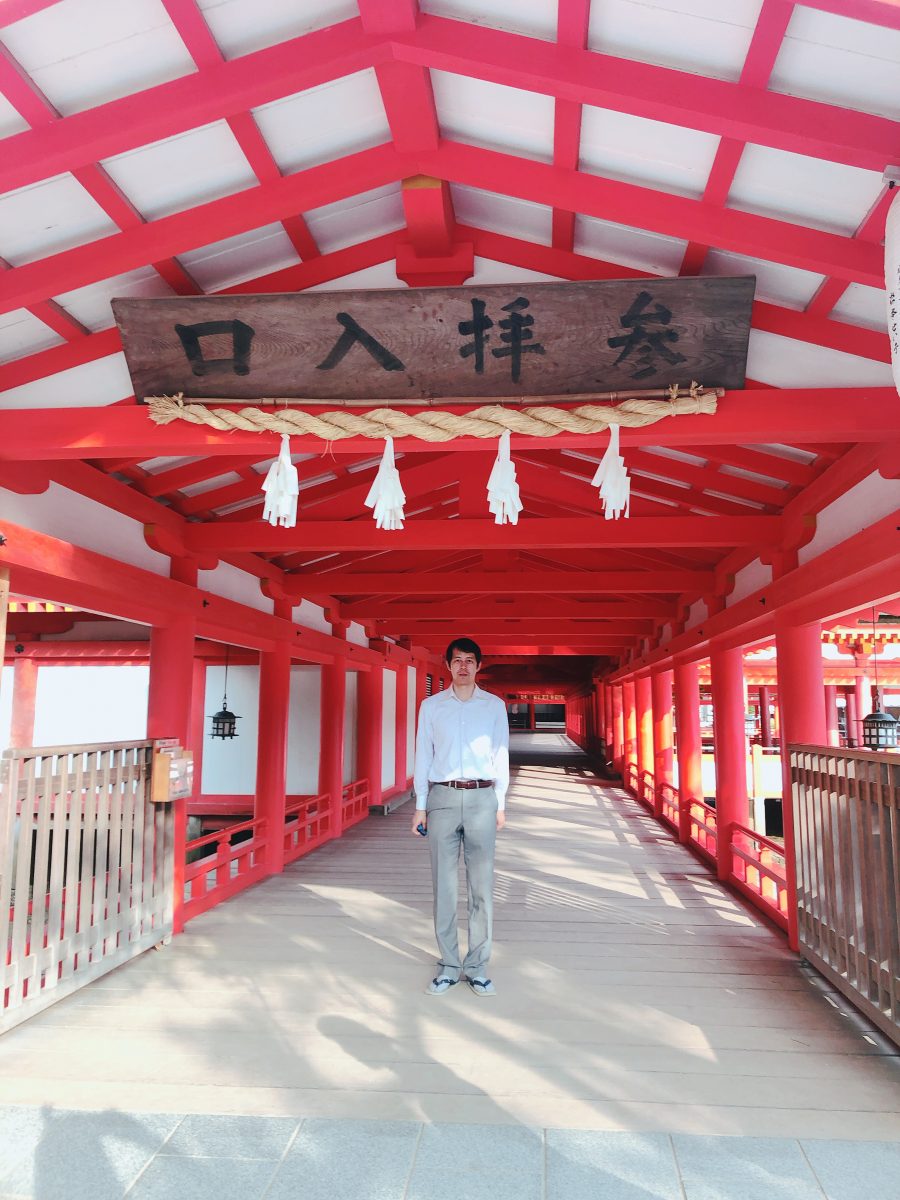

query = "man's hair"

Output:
[[446, 637, 482, 667]]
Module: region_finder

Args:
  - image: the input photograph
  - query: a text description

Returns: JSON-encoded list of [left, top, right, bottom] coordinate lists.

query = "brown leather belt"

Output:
[[437, 779, 494, 790]]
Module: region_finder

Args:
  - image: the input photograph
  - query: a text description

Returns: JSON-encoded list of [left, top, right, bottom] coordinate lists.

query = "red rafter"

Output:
[[551, 0, 591, 252]]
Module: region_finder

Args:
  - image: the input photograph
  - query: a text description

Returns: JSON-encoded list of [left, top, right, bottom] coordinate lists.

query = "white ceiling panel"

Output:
[[252, 71, 390, 173], [0, 174, 120, 266], [305, 262, 406, 292], [580, 107, 720, 198], [701, 247, 823, 309], [574, 214, 687, 276], [830, 283, 889, 334], [2, 0, 196, 116], [53, 267, 175, 333], [431, 71, 555, 163], [746, 329, 895, 388], [588, 0, 763, 82], [420, 0, 557, 42], [728, 145, 884, 236], [100, 121, 257, 221], [0, 310, 64, 364], [0, 93, 29, 139], [771, 7, 900, 119], [305, 184, 404, 254], [451, 184, 553, 246], [0, 352, 134, 409], [196, 0, 357, 59], [469, 258, 563, 285], [177, 223, 301, 292]]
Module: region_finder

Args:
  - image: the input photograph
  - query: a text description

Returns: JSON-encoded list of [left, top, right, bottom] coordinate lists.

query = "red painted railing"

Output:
[[624, 762, 639, 795], [688, 799, 718, 862], [638, 769, 656, 811], [284, 792, 332, 865], [729, 823, 789, 931], [184, 816, 267, 922], [656, 780, 679, 831], [342, 778, 369, 828]]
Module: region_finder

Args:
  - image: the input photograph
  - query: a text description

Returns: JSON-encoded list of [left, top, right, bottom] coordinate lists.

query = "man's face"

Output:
[[449, 649, 479, 686]]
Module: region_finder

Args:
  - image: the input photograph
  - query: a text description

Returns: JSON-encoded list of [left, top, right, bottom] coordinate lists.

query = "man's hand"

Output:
[[496, 810, 506, 832], [412, 811, 427, 836]]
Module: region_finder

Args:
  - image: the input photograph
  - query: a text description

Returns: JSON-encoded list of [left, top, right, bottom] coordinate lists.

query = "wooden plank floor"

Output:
[[1, 739, 899, 1138]]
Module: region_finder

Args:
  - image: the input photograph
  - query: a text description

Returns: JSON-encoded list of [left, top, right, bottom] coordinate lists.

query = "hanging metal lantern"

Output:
[[861, 609, 898, 750], [862, 703, 898, 750], [209, 647, 241, 739]]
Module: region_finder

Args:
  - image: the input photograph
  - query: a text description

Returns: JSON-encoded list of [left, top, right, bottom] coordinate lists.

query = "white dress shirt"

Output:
[[414, 684, 510, 810]]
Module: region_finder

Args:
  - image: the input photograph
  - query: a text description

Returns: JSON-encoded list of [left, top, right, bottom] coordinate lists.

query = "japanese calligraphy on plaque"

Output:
[[113, 277, 755, 402]]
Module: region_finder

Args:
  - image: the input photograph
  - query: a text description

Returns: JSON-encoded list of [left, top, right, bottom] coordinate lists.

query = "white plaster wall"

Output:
[[201, 664, 259, 794], [381, 667, 396, 790], [0, 670, 15, 756], [346, 622, 369, 647], [343, 669, 358, 784], [293, 599, 330, 635], [407, 665, 416, 777], [0, 352, 133, 409], [198, 562, 273, 613], [799, 471, 900, 565], [728, 557, 773, 606], [745, 330, 895, 388], [33, 665, 148, 745], [286, 665, 321, 794], [1, 484, 170, 576], [685, 598, 708, 631]]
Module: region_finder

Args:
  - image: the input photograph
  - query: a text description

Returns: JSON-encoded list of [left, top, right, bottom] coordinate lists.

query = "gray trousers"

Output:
[[426, 783, 498, 981]]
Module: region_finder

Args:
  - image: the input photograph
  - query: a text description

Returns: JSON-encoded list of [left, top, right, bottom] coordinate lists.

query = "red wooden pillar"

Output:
[[845, 687, 858, 747], [709, 646, 748, 882], [394, 665, 410, 793], [853, 657, 872, 748], [188, 656, 206, 805], [612, 684, 624, 771], [256, 641, 291, 877], [758, 685, 773, 747], [147, 615, 196, 934], [319, 633, 347, 836], [673, 659, 701, 845], [528, 702, 536, 730], [776, 619, 826, 951], [357, 663, 383, 808], [824, 684, 840, 747], [635, 673, 653, 799], [9, 655, 38, 747], [623, 679, 637, 786], [651, 667, 674, 819], [415, 661, 428, 720]]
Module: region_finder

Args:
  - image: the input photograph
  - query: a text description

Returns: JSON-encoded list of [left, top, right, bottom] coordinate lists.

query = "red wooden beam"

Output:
[[0, 0, 66, 23], [0, 18, 383, 195], [182, 516, 780, 555], [423, 141, 884, 285], [0, 144, 410, 315], [3, 389, 897, 461], [551, 0, 591, 252], [395, 16, 900, 174], [354, 599, 677, 618]]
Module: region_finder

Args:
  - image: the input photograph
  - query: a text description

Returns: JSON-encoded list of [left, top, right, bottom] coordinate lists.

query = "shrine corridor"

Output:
[[0, 735, 899, 1199]]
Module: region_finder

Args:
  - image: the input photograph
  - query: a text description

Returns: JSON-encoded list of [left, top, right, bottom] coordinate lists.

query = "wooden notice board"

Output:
[[113, 277, 755, 402]]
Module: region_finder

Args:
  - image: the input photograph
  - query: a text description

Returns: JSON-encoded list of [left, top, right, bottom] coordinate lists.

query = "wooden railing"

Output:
[[688, 798, 718, 862], [342, 778, 369, 828], [183, 815, 267, 922], [656, 780, 680, 831], [791, 745, 900, 1044], [638, 769, 656, 811], [730, 823, 788, 931], [1, 741, 173, 1033], [284, 792, 332, 864]]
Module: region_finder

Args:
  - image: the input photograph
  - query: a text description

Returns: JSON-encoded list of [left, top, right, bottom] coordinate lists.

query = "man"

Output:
[[412, 637, 509, 997]]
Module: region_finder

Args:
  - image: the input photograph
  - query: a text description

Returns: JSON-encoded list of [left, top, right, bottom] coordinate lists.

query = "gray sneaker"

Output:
[[466, 976, 497, 997], [426, 976, 457, 996]]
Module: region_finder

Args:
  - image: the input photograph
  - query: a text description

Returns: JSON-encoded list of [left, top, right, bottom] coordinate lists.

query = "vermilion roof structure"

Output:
[[1, 0, 898, 685]]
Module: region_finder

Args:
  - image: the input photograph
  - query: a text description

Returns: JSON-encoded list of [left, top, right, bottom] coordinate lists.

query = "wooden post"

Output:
[[635, 673, 653, 796], [189, 656, 207, 807], [320, 630, 347, 836], [674, 659, 702, 845], [256, 642, 291, 877], [612, 683, 624, 772], [147, 615, 196, 934], [528, 701, 536, 730], [758, 685, 773, 747], [9, 656, 38, 748], [394, 664, 409, 794], [651, 667, 674, 819], [358, 664, 383, 809], [709, 646, 748, 882], [776, 619, 827, 951], [623, 679, 637, 785], [824, 684, 840, 747]]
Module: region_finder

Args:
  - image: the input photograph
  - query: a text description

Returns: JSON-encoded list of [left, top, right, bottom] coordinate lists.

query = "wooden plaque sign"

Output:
[[113, 277, 755, 402]]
